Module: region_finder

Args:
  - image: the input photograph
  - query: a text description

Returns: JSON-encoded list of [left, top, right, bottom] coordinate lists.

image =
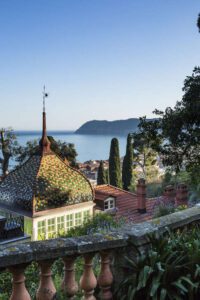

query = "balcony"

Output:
[[0, 206, 200, 299]]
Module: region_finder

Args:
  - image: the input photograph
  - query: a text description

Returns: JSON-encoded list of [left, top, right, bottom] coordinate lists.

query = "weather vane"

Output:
[[43, 85, 49, 112]]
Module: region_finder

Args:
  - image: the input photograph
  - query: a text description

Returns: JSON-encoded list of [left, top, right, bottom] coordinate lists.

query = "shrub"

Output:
[[115, 226, 200, 300]]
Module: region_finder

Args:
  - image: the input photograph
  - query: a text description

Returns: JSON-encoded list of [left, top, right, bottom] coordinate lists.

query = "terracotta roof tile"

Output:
[[95, 184, 157, 224]]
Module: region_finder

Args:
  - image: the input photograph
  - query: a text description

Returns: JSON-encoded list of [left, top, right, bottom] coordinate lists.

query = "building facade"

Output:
[[0, 108, 94, 241]]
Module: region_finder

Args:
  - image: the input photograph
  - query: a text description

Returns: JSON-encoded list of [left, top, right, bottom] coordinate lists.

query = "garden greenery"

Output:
[[116, 225, 200, 300]]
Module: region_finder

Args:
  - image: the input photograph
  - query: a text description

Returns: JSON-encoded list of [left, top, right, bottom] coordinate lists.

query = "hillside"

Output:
[[75, 118, 152, 135]]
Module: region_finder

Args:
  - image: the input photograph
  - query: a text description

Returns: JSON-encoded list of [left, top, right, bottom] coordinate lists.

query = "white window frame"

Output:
[[104, 197, 115, 210], [57, 216, 65, 235], [75, 212, 82, 226], [37, 220, 46, 240], [47, 218, 56, 238], [66, 213, 74, 231]]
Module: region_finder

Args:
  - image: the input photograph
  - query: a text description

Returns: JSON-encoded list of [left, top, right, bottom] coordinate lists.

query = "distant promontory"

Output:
[[75, 118, 153, 135]]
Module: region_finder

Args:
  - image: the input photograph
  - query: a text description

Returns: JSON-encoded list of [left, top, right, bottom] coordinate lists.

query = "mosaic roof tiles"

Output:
[[0, 155, 41, 211], [0, 153, 94, 215]]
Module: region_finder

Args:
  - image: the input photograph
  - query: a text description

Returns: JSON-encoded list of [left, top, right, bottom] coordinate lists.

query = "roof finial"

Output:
[[40, 85, 51, 154], [43, 85, 48, 113]]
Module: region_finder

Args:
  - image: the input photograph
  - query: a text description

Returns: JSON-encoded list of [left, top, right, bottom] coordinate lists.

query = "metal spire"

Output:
[[42, 85, 49, 112], [41, 85, 51, 154]]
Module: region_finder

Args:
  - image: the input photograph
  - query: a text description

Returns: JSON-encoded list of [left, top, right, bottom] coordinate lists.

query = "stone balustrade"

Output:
[[1, 206, 200, 299]]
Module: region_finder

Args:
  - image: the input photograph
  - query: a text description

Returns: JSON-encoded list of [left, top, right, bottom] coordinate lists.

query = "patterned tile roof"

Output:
[[94, 184, 156, 223], [0, 152, 94, 216]]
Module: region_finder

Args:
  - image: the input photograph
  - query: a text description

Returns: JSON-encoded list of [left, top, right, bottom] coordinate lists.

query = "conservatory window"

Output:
[[83, 210, 90, 222], [57, 216, 65, 234], [75, 212, 82, 226], [47, 218, 56, 238], [104, 198, 115, 210], [37, 220, 46, 240], [66, 214, 73, 230]]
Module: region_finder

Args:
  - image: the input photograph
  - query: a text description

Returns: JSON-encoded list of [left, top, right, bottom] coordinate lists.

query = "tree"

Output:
[[97, 160, 107, 185], [122, 134, 134, 190], [16, 136, 78, 167], [154, 67, 200, 172], [109, 138, 122, 188], [197, 13, 200, 32], [0, 128, 19, 176], [135, 67, 200, 182], [132, 118, 159, 181], [47, 136, 78, 167]]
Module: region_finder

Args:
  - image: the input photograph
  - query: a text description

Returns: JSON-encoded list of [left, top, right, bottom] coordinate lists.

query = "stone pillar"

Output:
[[9, 265, 31, 300], [61, 256, 78, 299], [80, 253, 97, 300], [36, 260, 56, 300], [176, 183, 188, 206], [98, 250, 113, 300], [137, 178, 146, 213]]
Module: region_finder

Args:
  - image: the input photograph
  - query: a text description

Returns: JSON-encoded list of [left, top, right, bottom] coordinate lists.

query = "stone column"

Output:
[[61, 256, 78, 299], [98, 250, 113, 300], [80, 253, 97, 300], [9, 265, 31, 300], [36, 260, 56, 300], [137, 178, 146, 213]]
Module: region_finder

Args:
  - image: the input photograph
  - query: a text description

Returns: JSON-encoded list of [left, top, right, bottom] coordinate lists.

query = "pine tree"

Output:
[[109, 138, 122, 188], [122, 133, 133, 190], [97, 160, 107, 185]]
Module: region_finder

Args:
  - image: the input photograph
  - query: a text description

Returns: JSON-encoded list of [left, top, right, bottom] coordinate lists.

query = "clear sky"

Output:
[[0, 0, 199, 130]]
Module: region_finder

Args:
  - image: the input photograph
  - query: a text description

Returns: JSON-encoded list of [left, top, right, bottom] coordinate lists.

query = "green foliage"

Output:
[[65, 213, 124, 237], [116, 226, 200, 300], [16, 136, 78, 167], [153, 204, 175, 218], [139, 68, 200, 173], [0, 128, 19, 176], [47, 136, 78, 167], [132, 118, 159, 181], [122, 134, 134, 190], [146, 182, 163, 198], [97, 160, 107, 185], [109, 138, 122, 188]]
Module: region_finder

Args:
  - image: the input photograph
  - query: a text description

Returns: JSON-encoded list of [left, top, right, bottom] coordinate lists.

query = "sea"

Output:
[[14, 131, 127, 164]]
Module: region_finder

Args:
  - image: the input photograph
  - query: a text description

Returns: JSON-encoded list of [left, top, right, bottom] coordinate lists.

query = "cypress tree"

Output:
[[122, 133, 133, 190], [109, 138, 122, 188], [97, 160, 107, 185]]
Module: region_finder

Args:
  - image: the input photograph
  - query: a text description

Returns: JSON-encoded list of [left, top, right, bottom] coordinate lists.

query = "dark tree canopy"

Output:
[[97, 160, 107, 185], [122, 134, 133, 190], [16, 136, 78, 167], [0, 128, 19, 176], [109, 138, 122, 188], [138, 67, 200, 174], [47, 136, 77, 167]]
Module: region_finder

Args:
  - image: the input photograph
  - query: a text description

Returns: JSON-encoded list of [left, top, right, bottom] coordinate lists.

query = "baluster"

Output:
[[9, 264, 31, 300], [36, 260, 56, 300], [61, 256, 78, 299], [80, 253, 97, 300], [98, 251, 113, 300]]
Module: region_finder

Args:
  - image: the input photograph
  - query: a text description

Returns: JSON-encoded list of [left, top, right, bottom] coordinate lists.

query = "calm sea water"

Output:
[[14, 131, 127, 163]]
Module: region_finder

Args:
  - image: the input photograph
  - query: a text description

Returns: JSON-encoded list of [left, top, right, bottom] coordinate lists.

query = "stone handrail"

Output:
[[1, 206, 200, 299]]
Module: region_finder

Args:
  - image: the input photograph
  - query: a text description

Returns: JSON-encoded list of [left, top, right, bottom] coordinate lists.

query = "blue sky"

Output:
[[0, 0, 199, 130]]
